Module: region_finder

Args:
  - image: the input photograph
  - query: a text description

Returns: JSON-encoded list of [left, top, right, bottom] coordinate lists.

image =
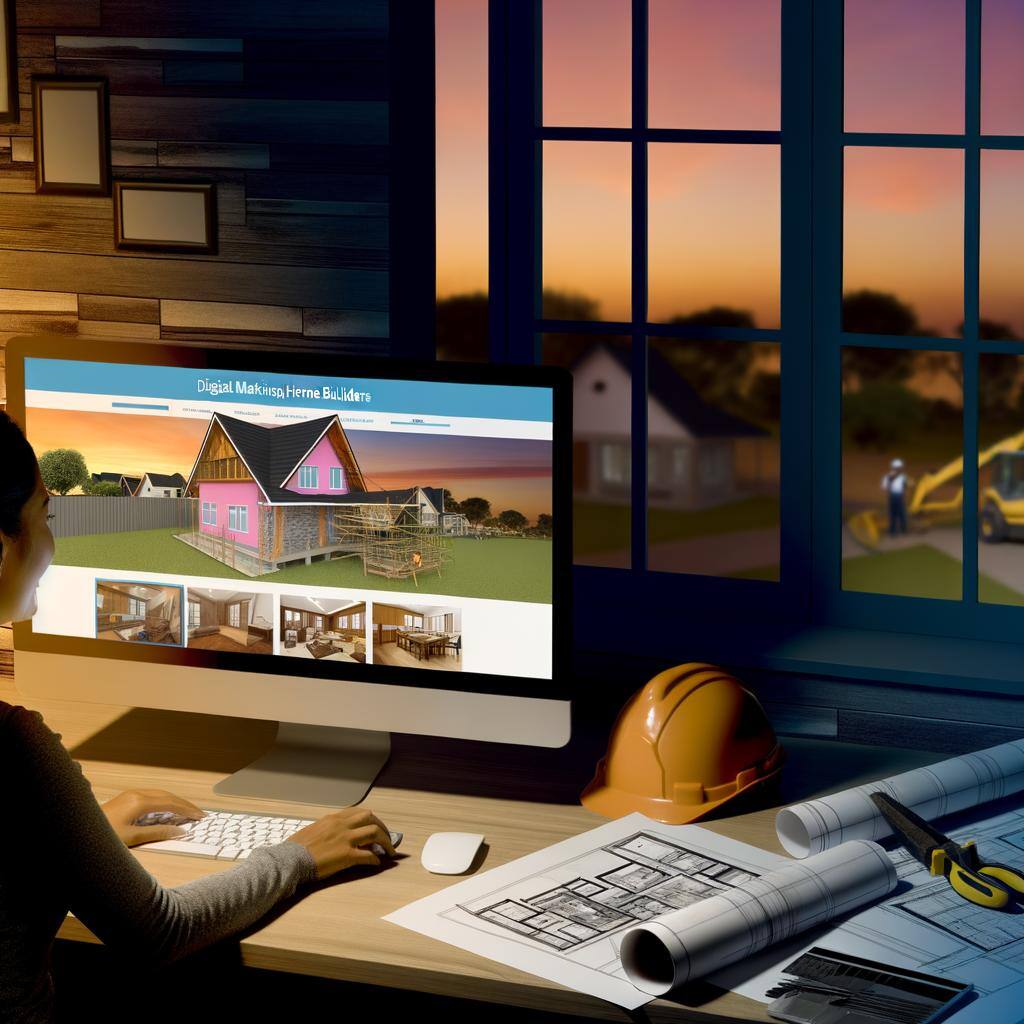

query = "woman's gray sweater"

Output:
[[0, 701, 319, 1022]]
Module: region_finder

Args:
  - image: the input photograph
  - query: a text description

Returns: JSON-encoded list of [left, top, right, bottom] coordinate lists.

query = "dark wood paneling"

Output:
[[0, 0, 394, 392], [96, 0, 386, 37], [109, 96, 387, 144], [78, 294, 160, 323], [0, 249, 387, 309], [17, 0, 100, 29]]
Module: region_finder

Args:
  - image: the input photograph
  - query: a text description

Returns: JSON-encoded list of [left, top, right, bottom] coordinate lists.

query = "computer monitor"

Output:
[[7, 336, 571, 806]]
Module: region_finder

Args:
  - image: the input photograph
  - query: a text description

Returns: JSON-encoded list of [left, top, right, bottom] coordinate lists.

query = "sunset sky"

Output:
[[437, 0, 1024, 337], [26, 409, 553, 520]]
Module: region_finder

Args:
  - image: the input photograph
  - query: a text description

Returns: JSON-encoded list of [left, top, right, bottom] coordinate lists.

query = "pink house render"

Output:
[[284, 434, 348, 494], [198, 481, 262, 549]]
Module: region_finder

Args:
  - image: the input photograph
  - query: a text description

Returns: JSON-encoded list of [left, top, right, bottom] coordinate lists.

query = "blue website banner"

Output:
[[25, 358, 553, 422]]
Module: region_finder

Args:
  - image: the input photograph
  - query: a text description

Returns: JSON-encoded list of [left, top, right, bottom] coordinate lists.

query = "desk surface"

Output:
[[0, 637, 936, 1023]]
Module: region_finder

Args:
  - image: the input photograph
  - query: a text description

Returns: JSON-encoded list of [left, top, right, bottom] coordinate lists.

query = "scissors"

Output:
[[870, 791, 1024, 910]]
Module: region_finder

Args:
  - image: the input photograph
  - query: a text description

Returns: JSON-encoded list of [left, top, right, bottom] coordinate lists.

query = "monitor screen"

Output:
[[14, 344, 566, 697]]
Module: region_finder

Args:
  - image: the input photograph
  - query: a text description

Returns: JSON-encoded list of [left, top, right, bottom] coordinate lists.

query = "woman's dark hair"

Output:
[[0, 410, 39, 539]]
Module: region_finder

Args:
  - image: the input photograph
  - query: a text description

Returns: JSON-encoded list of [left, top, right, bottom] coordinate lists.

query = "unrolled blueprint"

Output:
[[776, 738, 1024, 858], [384, 812, 789, 1009]]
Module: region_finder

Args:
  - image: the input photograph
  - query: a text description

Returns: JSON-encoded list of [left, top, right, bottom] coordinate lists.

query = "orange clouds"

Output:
[[26, 409, 206, 486]]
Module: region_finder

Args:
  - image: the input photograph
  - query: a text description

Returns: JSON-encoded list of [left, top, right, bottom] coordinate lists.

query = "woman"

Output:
[[0, 410, 397, 1021]]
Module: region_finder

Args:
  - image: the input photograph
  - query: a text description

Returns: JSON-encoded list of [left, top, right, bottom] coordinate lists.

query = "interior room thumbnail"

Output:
[[94, 581, 182, 646], [279, 595, 367, 663], [372, 603, 462, 672], [186, 588, 273, 654]]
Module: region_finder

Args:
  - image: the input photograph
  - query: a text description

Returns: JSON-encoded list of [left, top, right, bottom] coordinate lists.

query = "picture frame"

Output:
[[0, 0, 17, 122], [113, 181, 218, 254], [32, 76, 110, 195]]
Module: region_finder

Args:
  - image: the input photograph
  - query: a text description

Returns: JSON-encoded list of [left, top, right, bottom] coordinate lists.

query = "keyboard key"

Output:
[[218, 846, 244, 860]]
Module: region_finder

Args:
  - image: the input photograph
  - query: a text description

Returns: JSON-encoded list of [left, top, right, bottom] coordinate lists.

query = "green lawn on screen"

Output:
[[842, 544, 1024, 606], [52, 528, 552, 603]]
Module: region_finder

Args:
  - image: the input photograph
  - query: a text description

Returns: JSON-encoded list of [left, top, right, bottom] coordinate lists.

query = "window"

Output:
[[314, 615, 323, 631], [329, 466, 343, 490], [229, 603, 241, 628], [188, 601, 200, 628], [404, 614, 414, 627], [201, 501, 217, 526], [298, 465, 318, 489], [474, 0, 1024, 657], [163, 489, 171, 497], [352, 612, 363, 629], [129, 597, 145, 618], [228, 505, 248, 533], [96, 592, 103, 609], [285, 609, 297, 623]]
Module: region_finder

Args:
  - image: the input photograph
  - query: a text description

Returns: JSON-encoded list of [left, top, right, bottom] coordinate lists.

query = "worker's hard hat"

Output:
[[891, 458, 904, 469], [580, 663, 784, 824]]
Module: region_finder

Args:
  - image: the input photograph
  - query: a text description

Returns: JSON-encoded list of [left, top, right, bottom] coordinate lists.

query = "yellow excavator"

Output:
[[848, 430, 1024, 550]]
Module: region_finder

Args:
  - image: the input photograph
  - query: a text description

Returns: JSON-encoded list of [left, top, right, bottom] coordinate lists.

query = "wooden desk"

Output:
[[0, 635, 936, 1022]]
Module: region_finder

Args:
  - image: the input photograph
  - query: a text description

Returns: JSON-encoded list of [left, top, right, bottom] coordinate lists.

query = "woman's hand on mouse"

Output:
[[101, 788, 206, 847], [287, 807, 396, 880]]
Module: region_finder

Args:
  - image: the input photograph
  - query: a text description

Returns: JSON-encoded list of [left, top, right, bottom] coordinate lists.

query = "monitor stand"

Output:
[[212, 723, 391, 807]]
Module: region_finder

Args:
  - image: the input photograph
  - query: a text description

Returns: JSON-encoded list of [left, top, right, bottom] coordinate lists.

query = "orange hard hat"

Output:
[[580, 662, 784, 824]]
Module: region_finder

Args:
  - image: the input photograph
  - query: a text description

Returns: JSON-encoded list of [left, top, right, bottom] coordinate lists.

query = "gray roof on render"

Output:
[[145, 472, 186, 488], [207, 414, 443, 510], [91, 472, 122, 484]]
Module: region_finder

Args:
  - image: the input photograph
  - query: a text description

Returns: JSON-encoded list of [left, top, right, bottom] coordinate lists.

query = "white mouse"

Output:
[[421, 832, 485, 874]]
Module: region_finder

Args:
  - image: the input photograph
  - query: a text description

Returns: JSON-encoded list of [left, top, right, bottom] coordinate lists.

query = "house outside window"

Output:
[[329, 466, 343, 490], [298, 465, 319, 489], [227, 505, 248, 533]]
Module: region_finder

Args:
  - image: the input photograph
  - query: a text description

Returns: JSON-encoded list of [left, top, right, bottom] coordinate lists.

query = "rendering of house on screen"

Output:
[[180, 412, 450, 582]]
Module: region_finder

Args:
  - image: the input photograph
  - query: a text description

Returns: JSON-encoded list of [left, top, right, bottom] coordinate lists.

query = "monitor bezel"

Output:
[[7, 335, 572, 702]]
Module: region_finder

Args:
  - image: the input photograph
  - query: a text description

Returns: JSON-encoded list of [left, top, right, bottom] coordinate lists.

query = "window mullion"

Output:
[[962, 0, 981, 609], [630, 0, 648, 573]]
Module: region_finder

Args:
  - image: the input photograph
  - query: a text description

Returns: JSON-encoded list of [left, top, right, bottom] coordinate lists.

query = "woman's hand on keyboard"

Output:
[[101, 788, 207, 847], [287, 808, 396, 880]]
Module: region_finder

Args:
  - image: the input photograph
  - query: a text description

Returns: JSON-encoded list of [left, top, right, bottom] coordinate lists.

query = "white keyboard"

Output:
[[136, 809, 402, 862]]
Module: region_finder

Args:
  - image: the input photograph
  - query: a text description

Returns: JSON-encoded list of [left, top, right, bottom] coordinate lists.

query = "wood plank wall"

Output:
[[0, 0, 390, 404]]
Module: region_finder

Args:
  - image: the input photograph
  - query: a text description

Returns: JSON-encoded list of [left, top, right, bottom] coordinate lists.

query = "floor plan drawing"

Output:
[[453, 830, 760, 957], [384, 813, 787, 1009]]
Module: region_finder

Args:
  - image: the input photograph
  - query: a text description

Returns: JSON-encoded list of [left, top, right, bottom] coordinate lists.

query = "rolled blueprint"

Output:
[[619, 840, 896, 995], [776, 738, 1024, 858]]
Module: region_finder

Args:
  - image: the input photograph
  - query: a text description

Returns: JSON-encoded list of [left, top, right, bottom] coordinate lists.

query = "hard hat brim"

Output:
[[580, 760, 784, 826]]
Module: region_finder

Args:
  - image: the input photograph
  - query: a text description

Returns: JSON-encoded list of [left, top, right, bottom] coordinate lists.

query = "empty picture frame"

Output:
[[32, 76, 110, 194], [0, 0, 17, 122], [114, 181, 218, 254]]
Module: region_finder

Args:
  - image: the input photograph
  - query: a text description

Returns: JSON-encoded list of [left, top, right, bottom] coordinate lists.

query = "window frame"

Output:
[[298, 465, 319, 490], [330, 466, 343, 490], [227, 504, 248, 534], [494, 0, 812, 635]]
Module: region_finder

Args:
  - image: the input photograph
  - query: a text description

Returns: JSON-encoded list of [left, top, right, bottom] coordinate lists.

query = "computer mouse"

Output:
[[421, 832, 485, 874]]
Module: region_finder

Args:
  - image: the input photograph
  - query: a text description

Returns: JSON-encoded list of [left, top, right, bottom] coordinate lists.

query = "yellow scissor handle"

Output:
[[931, 849, 1010, 909]]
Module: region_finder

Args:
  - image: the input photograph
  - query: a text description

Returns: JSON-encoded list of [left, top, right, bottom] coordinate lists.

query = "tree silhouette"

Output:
[[435, 291, 489, 363], [459, 496, 491, 525], [38, 449, 88, 495], [668, 306, 756, 329], [536, 513, 553, 535], [842, 289, 920, 337], [844, 381, 927, 450], [498, 509, 528, 533]]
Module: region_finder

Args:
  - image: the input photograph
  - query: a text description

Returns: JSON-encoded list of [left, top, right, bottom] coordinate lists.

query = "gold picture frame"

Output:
[[0, 0, 17, 122]]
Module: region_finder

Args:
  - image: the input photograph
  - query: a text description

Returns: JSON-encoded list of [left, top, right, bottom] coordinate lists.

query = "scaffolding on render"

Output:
[[332, 502, 451, 587]]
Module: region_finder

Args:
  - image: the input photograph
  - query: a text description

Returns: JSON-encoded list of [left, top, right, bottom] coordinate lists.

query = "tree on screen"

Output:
[[498, 509, 528, 533], [38, 449, 88, 495], [459, 496, 491, 525]]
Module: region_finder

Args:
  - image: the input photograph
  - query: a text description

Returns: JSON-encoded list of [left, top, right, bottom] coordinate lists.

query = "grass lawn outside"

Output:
[[574, 496, 780, 556], [842, 544, 1024, 605], [53, 529, 552, 604]]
